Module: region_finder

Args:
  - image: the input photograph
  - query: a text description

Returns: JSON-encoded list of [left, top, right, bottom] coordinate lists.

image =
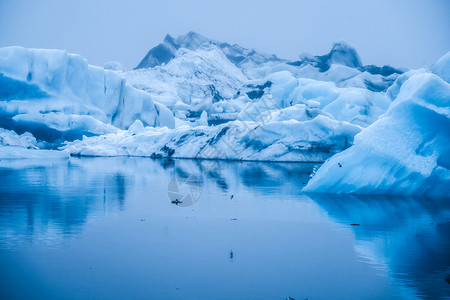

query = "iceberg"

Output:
[[133, 33, 403, 119], [0, 128, 68, 158], [63, 96, 361, 162], [123, 32, 406, 133], [293, 41, 363, 71], [304, 73, 450, 196], [135, 31, 282, 70], [0, 46, 174, 146], [0, 33, 420, 170], [431, 51, 450, 83], [244, 40, 404, 92], [0, 128, 37, 149], [256, 71, 392, 127], [127, 44, 247, 121]]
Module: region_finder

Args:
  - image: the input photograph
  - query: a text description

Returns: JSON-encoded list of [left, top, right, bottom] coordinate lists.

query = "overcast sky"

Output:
[[0, 0, 448, 70]]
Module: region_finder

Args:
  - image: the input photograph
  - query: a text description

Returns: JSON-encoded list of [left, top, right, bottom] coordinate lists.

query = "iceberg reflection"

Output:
[[0, 158, 448, 299], [309, 194, 450, 300]]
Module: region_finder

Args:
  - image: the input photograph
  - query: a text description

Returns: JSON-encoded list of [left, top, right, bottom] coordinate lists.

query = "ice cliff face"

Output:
[[0, 46, 174, 146]]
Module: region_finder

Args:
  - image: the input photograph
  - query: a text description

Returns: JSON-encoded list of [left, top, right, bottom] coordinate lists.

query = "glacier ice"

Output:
[[0, 46, 174, 146], [135, 31, 282, 70], [303, 73, 450, 196], [126, 32, 405, 131], [431, 51, 450, 83], [0, 128, 37, 149], [294, 41, 363, 71], [126, 44, 247, 121], [1, 32, 448, 195], [0, 128, 68, 158], [63, 107, 360, 162]]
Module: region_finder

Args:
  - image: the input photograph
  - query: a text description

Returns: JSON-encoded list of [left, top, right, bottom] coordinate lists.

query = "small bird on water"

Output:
[[171, 199, 183, 205]]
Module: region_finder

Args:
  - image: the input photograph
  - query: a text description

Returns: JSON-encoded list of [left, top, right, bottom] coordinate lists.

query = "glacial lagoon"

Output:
[[0, 157, 449, 300]]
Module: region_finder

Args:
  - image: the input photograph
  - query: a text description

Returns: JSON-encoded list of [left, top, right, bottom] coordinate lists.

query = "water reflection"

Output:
[[0, 159, 129, 238], [310, 194, 450, 300], [0, 157, 448, 299]]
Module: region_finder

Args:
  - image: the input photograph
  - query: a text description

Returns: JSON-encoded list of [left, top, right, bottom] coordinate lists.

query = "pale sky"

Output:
[[0, 0, 449, 70]]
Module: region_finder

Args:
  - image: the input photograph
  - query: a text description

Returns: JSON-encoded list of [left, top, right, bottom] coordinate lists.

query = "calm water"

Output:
[[0, 157, 449, 300]]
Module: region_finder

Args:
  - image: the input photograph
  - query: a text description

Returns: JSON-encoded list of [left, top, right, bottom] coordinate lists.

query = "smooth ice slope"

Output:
[[304, 73, 450, 196], [0, 46, 174, 145]]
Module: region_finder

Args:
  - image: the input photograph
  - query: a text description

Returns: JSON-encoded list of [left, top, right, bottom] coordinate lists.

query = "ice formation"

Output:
[[135, 31, 282, 70], [431, 51, 450, 83], [63, 99, 360, 161], [304, 73, 450, 196], [0, 128, 68, 158], [1, 32, 449, 195], [127, 36, 396, 127], [0, 46, 174, 146], [127, 45, 247, 121]]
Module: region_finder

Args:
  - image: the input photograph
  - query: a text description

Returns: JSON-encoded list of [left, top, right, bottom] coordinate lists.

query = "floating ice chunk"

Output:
[[0, 46, 174, 144], [63, 109, 360, 162], [0, 128, 68, 158], [0, 128, 37, 149], [304, 73, 450, 196]]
